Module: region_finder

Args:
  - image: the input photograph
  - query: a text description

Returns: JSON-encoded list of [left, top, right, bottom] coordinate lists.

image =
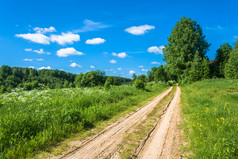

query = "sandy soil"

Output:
[[57, 87, 173, 159], [137, 86, 181, 159]]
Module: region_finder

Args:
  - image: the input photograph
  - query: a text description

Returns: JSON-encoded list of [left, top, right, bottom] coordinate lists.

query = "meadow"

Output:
[[0, 82, 168, 158], [181, 79, 238, 158]]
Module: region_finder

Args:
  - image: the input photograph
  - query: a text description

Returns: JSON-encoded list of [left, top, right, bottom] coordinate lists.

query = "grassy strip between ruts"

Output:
[[0, 82, 169, 159], [116, 86, 177, 159], [181, 79, 238, 159]]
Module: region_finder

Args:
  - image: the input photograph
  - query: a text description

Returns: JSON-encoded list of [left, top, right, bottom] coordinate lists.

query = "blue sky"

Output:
[[0, 0, 237, 78]]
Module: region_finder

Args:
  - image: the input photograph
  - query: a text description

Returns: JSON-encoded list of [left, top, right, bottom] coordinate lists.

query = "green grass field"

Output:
[[181, 79, 238, 158], [0, 82, 168, 159]]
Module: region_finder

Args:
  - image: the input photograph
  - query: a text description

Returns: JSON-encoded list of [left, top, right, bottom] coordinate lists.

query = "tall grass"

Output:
[[181, 79, 238, 158], [0, 83, 168, 158]]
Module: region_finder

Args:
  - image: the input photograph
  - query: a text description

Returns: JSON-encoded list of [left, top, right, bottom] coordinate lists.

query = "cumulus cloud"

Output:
[[70, 62, 82, 68], [85, 38, 105, 44], [24, 48, 32, 52], [117, 68, 122, 70], [29, 66, 35, 69], [50, 32, 80, 45], [16, 33, 50, 44], [125, 25, 155, 35], [90, 65, 95, 68], [36, 59, 44, 61], [129, 70, 135, 75], [111, 52, 127, 58], [34, 26, 56, 34], [33, 49, 45, 54], [38, 66, 51, 70], [57, 47, 84, 57], [142, 69, 148, 72], [24, 59, 33, 61], [110, 60, 117, 64], [118, 52, 127, 58], [138, 65, 144, 68], [151, 61, 161, 65], [147, 46, 165, 54], [74, 19, 110, 33]]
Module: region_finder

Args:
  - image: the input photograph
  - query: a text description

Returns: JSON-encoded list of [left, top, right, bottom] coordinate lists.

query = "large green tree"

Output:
[[225, 41, 238, 79], [214, 42, 232, 77], [163, 17, 210, 82], [154, 65, 167, 82]]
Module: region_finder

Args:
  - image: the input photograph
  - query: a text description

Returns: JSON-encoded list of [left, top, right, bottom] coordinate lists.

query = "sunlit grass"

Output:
[[181, 79, 238, 159]]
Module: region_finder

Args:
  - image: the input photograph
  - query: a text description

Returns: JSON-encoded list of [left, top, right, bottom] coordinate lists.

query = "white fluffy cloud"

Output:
[[38, 66, 51, 70], [138, 65, 144, 68], [118, 52, 127, 58], [16, 33, 50, 44], [36, 59, 44, 61], [90, 65, 95, 68], [142, 69, 148, 72], [117, 68, 122, 70], [129, 70, 135, 75], [151, 61, 161, 65], [34, 26, 56, 34], [29, 66, 35, 69], [33, 49, 45, 54], [110, 60, 117, 64], [85, 38, 105, 44], [50, 32, 80, 45], [147, 46, 165, 54], [24, 48, 32, 52], [57, 47, 83, 57], [70, 63, 82, 68], [24, 59, 33, 61], [125, 25, 155, 35], [112, 52, 127, 58]]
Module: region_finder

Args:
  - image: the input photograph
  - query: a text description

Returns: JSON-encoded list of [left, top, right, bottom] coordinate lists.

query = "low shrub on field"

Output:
[[181, 79, 238, 159], [0, 82, 168, 158], [134, 79, 145, 89]]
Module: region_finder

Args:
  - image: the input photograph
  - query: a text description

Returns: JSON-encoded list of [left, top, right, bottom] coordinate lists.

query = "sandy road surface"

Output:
[[58, 87, 172, 159], [137, 86, 181, 159]]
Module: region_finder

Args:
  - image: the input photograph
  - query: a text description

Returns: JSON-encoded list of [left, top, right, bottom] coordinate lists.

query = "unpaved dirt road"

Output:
[[58, 87, 173, 159], [137, 86, 181, 159]]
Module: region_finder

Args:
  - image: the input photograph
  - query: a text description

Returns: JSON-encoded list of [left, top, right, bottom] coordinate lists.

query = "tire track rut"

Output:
[[137, 86, 181, 159]]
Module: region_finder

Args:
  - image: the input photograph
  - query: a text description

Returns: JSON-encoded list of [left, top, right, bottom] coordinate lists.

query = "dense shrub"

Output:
[[134, 79, 145, 89]]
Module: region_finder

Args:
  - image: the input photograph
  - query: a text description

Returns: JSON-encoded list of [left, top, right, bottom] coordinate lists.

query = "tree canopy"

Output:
[[163, 17, 210, 83], [214, 42, 232, 77], [225, 41, 238, 79]]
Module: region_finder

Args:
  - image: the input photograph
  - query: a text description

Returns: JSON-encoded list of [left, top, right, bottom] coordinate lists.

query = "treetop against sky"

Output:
[[0, 0, 237, 78]]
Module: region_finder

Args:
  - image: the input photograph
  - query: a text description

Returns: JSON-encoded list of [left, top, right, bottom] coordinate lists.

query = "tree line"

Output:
[[0, 66, 131, 93]]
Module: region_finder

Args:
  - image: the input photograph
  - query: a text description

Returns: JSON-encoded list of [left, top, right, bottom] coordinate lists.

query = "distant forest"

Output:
[[0, 66, 131, 93]]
